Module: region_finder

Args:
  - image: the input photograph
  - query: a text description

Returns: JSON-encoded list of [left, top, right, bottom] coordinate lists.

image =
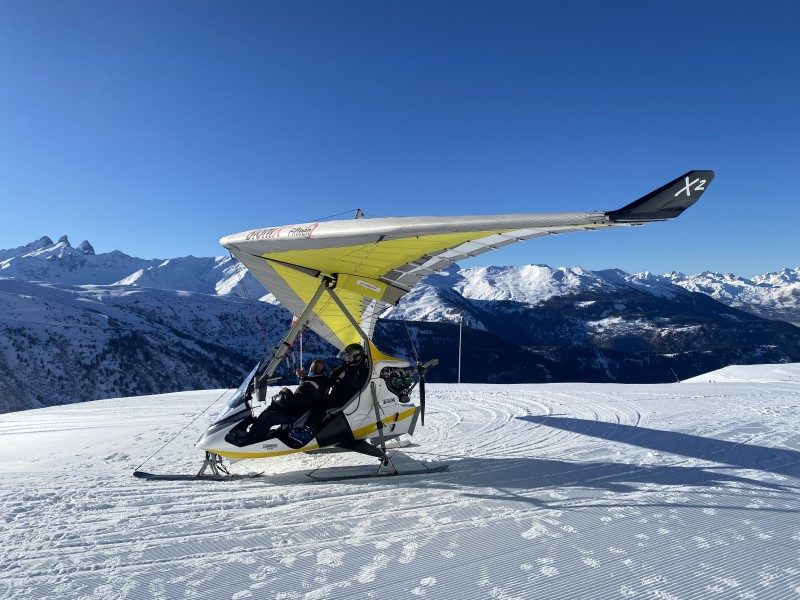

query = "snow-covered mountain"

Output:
[[0, 235, 59, 261], [664, 268, 800, 326], [384, 265, 679, 328], [0, 235, 160, 285], [116, 255, 267, 298], [1, 236, 799, 412], [0, 277, 295, 412], [379, 264, 800, 384], [385, 263, 800, 329], [0, 235, 264, 298], [0, 274, 342, 412], [4, 237, 797, 326]]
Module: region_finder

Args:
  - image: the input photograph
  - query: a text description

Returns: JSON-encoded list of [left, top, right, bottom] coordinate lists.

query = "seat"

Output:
[[262, 410, 311, 441]]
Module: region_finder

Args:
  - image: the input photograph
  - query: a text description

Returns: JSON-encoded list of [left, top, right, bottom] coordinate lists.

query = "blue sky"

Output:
[[1, 1, 798, 276]]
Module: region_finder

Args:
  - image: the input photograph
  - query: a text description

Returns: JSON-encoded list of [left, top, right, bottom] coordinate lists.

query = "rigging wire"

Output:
[[402, 318, 420, 364], [133, 388, 231, 473], [309, 208, 361, 222], [357, 210, 387, 219], [230, 253, 271, 349]]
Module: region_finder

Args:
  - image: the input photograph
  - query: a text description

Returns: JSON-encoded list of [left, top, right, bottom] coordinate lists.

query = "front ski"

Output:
[[133, 470, 263, 482]]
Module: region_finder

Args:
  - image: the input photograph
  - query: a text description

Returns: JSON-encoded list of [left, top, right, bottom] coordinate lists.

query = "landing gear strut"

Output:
[[197, 451, 231, 477]]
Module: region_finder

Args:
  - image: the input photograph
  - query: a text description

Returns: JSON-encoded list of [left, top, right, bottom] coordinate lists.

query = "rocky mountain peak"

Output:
[[77, 240, 95, 256]]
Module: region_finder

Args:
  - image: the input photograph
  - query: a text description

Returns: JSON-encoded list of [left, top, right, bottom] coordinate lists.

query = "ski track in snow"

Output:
[[2, 367, 800, 599]]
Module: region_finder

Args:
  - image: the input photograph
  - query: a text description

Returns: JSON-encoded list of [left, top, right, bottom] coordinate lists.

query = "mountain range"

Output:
[[1, 235, 798, 412], [384, 264, 800, 328]]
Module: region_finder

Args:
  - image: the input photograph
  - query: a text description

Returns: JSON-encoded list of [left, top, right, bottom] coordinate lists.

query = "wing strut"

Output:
[[252, 277, 329, 401], [251, 272, 376, 403], [322, 279, 373, 364]]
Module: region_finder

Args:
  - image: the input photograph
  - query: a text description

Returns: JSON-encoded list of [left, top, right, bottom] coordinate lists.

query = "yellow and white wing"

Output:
[[221, 170, 713, 354]]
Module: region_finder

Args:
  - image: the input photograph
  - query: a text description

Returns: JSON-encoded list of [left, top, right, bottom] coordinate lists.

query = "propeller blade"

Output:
[[415, 357, 437, 427], [419, 373, 426, 426]]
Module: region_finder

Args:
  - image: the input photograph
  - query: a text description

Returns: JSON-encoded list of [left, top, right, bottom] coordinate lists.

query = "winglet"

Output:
[[607, 170, 714, 223]]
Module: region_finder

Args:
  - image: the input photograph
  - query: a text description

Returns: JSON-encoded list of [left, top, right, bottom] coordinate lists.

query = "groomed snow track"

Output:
[[2, 365, 800, 598]]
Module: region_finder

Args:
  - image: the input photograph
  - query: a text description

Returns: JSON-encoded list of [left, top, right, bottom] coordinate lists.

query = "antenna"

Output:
[[354, 208, 364, 219]]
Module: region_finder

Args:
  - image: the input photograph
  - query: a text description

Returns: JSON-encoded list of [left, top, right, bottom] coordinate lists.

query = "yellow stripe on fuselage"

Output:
[[213, 443, 320, 460], [210, 407, 417, 459], [352, 407, 417, 438]]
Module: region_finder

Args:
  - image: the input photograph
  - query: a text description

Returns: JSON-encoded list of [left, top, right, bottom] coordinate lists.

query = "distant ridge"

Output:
[[384, 264, 800, 328], [0, 236, 798, 412], [2, 236, 797, 324]]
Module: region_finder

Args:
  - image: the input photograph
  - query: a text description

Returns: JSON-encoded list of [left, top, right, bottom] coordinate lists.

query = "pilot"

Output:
[[228, 359, 329, 444], [325, 343, 370, 408]]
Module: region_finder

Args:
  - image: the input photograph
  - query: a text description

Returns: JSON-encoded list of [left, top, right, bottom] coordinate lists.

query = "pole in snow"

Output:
[[457, 315, 462, 384]]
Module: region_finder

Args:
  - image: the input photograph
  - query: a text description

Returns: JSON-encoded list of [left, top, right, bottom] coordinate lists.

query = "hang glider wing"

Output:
[[221, 170, 713, 352]]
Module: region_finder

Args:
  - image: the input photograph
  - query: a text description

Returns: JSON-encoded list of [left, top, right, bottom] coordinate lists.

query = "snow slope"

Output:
[[2, 363, 800, 598], [116, 255, 267, 299], [684, 363, 800, 383], [0, 277, 296, 412]]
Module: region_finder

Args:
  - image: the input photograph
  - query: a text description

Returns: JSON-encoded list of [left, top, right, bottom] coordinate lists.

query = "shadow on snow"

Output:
[[518, 415, 800, 479], [227, 415, 800, 514]]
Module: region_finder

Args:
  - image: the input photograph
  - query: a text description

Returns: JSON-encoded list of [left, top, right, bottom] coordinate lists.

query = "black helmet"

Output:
[[342, 342, 366, 364]]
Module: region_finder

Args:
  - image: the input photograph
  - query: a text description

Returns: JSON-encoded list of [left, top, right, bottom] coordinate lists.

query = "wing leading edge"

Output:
[[222, 170, 713, 351]]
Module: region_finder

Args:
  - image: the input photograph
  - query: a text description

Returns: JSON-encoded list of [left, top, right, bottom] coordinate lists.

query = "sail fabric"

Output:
[[219, 169, 714, 352], [221, 211, 615, 351]]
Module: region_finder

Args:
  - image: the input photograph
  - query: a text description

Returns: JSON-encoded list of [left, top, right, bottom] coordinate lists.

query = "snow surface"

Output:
[[684, 363, 800, 384], [2, 364, 800, 598]]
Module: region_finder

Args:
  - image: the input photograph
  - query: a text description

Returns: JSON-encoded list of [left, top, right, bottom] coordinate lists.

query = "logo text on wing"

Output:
[[674, 177, 707, 198]]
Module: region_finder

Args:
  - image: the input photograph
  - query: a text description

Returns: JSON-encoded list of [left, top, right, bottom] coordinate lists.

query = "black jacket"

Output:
[[326, 360, 369, 407], [271, 374, 330, 416]]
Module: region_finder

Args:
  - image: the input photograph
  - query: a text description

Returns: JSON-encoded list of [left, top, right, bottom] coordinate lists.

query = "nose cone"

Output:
[[196, 423, 236, 452]]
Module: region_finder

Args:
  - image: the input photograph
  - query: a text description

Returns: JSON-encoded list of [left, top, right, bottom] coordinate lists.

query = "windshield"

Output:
[[211, 363, 258, 425]]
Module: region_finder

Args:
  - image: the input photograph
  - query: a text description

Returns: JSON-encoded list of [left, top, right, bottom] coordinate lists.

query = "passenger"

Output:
[[285, 359, 331, 406], [325, 343, 370, 408], [227, 359, 329, 444]]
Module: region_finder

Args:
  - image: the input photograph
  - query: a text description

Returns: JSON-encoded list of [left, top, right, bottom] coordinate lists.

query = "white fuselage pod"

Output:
[[195, 360, 420, 460]]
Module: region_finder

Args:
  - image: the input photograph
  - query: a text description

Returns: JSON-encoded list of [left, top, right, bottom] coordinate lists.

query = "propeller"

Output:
[[419, 375, 425, 426], [416, 359, 438, 427]]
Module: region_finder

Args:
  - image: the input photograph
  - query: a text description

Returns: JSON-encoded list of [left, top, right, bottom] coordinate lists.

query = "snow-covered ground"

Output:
[[2, 364, 800, 599]]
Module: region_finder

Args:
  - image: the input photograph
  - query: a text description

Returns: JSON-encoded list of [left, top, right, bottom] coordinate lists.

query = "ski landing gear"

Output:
[[197, 451, 231, 477], [304, 384, 450, 482], [133, 452, 263, 482], [306, 440, 449, 482]]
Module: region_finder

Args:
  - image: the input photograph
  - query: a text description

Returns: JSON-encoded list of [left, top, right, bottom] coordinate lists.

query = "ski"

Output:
[[133, 470, 264, 482], [306, 464, 449, 483]]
